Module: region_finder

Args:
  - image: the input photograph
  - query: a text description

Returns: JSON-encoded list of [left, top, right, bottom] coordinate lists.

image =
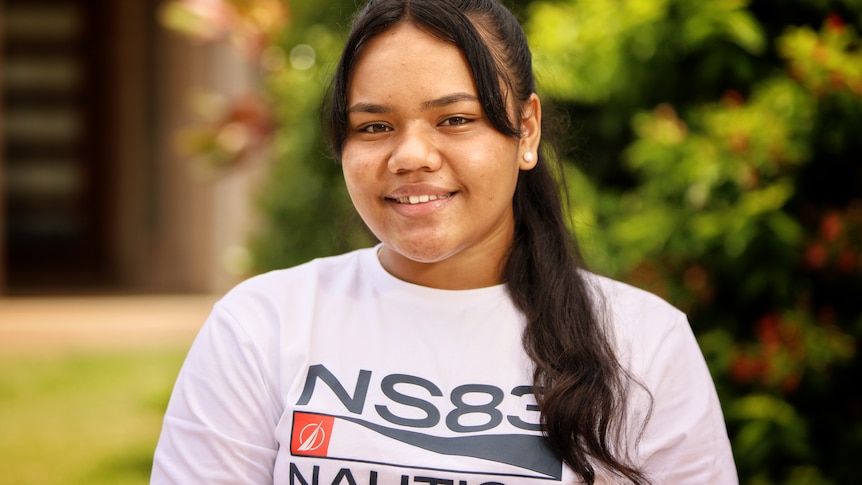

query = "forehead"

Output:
[[347, 22, 478, 102]]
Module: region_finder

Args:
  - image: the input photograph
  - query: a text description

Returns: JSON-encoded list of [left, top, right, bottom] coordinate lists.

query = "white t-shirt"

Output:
[[151, 246, 737, 484]]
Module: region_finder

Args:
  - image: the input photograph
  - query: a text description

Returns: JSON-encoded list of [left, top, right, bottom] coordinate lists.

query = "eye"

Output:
[[360, 123, 392, 134], [440, 116, 471, 127]]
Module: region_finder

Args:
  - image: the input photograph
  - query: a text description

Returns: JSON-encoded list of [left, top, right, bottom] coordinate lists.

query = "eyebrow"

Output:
[[421, 92, 479, 110], [347, 92, 480, 114]]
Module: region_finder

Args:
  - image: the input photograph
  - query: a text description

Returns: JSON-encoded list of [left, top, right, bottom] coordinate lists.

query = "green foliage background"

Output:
[[200, 0, 862, 483]]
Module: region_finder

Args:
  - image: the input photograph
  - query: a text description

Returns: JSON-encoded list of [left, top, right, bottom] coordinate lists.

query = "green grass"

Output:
[[0, 348, 187, 485]]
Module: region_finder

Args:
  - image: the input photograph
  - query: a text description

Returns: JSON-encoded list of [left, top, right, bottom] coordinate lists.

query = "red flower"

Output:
[[756, 314, 782, 352], [730, 353, 768, 383], [825, 13, 845, 34], [805, 243, 828, 269], [820, 211, 843, 242]]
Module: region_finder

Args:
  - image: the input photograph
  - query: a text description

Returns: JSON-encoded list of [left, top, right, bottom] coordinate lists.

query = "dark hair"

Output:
[[325, 1, 651, 483]]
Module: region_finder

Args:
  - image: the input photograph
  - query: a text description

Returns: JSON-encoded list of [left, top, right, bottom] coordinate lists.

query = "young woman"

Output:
[[151, 1, 737, 483]]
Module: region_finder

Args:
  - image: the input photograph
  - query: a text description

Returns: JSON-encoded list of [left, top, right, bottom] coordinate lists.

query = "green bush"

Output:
[[525, 1, 861, 483]]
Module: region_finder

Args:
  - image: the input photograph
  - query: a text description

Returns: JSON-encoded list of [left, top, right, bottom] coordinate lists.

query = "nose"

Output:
[[387, 125, 442, 173]]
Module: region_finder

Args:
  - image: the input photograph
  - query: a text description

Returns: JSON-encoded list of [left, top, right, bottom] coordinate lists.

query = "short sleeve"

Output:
[[635, 314, 738, 484], [150, 303, 281, 484]]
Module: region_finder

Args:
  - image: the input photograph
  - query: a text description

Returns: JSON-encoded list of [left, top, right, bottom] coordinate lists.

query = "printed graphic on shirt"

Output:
[[291, 364, 563, 481], [290, 411, 561, 480], [292, 412, 335, 457]]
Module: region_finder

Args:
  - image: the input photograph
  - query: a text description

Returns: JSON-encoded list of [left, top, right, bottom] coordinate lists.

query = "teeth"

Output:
[[396, 193, 451, 204]]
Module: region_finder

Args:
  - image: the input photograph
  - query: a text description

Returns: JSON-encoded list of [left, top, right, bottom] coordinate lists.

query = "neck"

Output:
[[377, 246, 507, 290]]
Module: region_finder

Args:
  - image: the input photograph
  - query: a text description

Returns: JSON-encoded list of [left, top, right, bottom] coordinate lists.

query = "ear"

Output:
[[518, 93, 541, 171]]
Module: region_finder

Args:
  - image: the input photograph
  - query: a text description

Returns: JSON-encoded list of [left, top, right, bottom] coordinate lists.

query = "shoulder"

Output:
[[584, 272, 687, 333], [222, 248, 372, 302], [582, 272, 694, 370], [584, 275, 738, 482], [206, 248, 375, 332]]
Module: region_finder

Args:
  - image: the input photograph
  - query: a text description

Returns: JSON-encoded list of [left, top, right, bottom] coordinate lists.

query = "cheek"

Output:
[[341, 152, 382, 215], [342, 166, 366, 204], [341, 147, 368, 189], [456, 145, 520, 187]]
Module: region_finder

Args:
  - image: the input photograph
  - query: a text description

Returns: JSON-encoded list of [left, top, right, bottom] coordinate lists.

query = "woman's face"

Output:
[[341, 22, 540, 289]]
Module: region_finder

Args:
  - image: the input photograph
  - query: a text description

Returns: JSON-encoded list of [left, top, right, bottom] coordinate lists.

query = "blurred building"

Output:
[[1, 0, 263, 295]]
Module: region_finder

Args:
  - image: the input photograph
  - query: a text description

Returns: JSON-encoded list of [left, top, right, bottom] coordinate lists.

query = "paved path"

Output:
[[0, 294, 219, 353]]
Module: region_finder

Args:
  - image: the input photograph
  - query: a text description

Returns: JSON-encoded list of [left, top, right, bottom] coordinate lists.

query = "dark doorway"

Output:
[[2, 0, 115, 292]]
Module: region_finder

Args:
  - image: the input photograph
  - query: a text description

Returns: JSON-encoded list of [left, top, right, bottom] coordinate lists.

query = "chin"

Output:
[[383, 240, 454, 265]]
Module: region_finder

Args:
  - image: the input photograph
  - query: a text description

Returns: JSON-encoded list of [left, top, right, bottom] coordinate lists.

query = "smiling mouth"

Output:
[[392, 193, 453, 205]]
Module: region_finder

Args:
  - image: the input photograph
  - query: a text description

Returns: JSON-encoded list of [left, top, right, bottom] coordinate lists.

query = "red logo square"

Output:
[[291, 412, 335, 457]]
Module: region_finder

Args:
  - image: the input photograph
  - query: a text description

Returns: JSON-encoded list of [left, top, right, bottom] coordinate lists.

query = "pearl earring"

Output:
[[523, 152, 535, 163]]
